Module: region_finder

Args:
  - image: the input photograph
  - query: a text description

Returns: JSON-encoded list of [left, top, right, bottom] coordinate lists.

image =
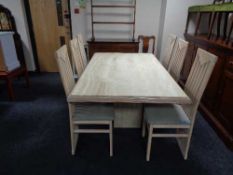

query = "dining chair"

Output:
[[138, 35, 156, 54], [70, 38, 85, 77], [168, 38, 189, 82], [142, 48, 217, 161], [161, 34, 177, 70], [77, 34, 88, 67], [55, 45, 114, 157]]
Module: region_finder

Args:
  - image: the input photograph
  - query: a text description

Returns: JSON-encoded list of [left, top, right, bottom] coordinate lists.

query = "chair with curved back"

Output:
[[138, 35, 156, 54], [142, 48, 217, 161], [168, 38, 189, 82], [55, 45, 114, 156], [161, 34, 177, 70]]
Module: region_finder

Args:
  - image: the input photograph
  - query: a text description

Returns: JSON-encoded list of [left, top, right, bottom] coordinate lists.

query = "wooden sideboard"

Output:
[[87, 39, 139, 58], [181, 33, 233, 150]]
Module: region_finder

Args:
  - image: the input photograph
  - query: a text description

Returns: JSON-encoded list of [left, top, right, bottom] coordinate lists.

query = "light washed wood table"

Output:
[[68, 53, 191, 128]]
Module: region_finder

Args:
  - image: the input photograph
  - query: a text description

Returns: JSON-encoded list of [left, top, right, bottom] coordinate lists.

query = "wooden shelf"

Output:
[[90, 0, 136, 41], [92, 5, 135, 8], [93, 21, 134, 24]]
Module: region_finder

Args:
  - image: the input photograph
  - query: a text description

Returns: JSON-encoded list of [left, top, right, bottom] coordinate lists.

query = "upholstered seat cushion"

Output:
[[74, 103, 114, 121], [144, 104, 191, 126]]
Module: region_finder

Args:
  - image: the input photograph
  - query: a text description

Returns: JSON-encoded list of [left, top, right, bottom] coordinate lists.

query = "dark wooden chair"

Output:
[[0, 5, 29, 100], [138, 35, 156, 54]]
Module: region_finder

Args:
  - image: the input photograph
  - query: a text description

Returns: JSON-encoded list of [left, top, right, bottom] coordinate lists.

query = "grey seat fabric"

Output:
[[74, 103, 114, 121], [144, 104, 191, 126]]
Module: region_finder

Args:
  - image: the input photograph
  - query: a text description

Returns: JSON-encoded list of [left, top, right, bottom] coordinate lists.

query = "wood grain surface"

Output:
[[68, 53, 191, 104]]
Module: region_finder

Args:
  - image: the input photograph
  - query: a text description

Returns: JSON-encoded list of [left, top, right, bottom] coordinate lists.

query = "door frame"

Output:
[[23, 0, 73, 72]]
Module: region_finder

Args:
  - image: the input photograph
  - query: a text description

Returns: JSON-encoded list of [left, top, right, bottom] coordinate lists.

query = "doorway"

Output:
[[24, 0, 72, 72]]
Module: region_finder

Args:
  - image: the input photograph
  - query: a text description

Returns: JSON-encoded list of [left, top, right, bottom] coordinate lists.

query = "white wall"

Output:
[[70, 0, 162, 53], [159, 0, 213, 60], [1, 0, 35, 71], [0, 0, 215, 71], [71, 0, 214, 57]]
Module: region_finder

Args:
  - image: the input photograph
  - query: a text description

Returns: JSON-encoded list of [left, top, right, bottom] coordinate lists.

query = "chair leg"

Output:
[[146, 125, 153, 161], [68, 104, 78, 155], [24, 70, 30, 88], [109, 121, 113, 157], [142, 119, 146, 138], [176, 137, 190, 160], [71, 128, 79, 155], [6, 77, 15, 100], [176, 128, 192, 160]]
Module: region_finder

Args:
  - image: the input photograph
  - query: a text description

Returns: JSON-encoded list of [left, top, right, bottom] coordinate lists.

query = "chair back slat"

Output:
[[168, 39, 189, 82], [213, 0, 225, 4], [138, 35, 156, 54], [183, 48, 217, 120], [55, 45, 75, 97], [70, 38, 85, 77], [77, 34, 88, 67], [162, 34, 177, 69]]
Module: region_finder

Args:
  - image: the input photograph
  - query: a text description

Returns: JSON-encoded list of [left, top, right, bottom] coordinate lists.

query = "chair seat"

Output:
[[74, 103, 114, 121], [144, 104, 191, 127]]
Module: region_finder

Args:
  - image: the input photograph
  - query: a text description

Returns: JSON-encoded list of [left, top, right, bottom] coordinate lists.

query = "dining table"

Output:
[[68, 53, 192, 128]]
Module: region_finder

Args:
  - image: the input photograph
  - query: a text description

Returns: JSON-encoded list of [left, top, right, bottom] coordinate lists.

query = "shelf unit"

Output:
[[90, 0, 136, 41]]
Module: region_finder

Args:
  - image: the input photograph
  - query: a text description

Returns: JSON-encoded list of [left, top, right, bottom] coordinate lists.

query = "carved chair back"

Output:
[[55, 45, 75, 97], [138, 35, 156, 54], [162, 34, 177, 69], [168, 38, 189, 82], [183, 48, 217, 122]]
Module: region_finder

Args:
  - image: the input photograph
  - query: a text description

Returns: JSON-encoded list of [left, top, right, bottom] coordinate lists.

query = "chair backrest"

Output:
[[161, 34, 177, 69], [213, 0, 225, 4], [77, 34, 88, 67], [138, 35, 156, 54], [70, 38, 85, 77], [183, 48, 217, 121], [168, 38, 189, 82], [55, 45, 75, 97]]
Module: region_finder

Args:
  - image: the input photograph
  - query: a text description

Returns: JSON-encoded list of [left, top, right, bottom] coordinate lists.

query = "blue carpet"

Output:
[[0, 73, 232, 175]]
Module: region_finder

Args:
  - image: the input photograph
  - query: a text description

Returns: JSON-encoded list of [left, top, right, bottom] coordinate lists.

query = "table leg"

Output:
[[114, 103, 142, 128]]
